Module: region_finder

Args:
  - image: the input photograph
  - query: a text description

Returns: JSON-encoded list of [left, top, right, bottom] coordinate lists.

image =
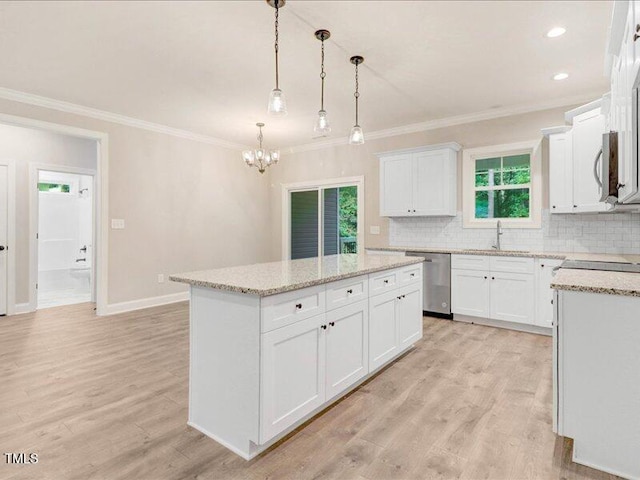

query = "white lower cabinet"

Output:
[[260, 313, 326, 443], [325, 300, 368, 399], [369, 289, 400, 370], [489, 272, 534, 324], [451, 254, 554, 330], [260, 264, 423, 446], [397, 284, 423, 349], [451, 269, 490, 317], [535, 258, 563, 328]]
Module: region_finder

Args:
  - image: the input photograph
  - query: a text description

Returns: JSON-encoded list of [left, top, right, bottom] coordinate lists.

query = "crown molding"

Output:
[[0, 87, 249, 151], [282, 91, 605, 155]]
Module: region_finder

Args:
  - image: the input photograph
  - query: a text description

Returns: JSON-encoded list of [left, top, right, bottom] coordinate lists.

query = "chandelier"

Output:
[[242, 123, 280, 174]]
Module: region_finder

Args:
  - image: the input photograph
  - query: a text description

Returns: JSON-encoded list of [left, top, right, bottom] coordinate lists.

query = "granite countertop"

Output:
[[366, 246, 640, 264], [170, 254, 424, 297], [551, 269, 640, 297]]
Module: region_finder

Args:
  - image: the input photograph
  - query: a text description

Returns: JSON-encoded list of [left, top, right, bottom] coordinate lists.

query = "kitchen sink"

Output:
[[462, 249, 530, 254]]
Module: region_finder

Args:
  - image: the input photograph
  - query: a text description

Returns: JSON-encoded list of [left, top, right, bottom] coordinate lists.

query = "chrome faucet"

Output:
[[492, 220, 503, 251]]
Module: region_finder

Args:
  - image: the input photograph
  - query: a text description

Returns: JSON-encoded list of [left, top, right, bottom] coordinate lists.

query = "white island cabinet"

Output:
[[170, 254, 423, 460], [552, 271, 640, 480]]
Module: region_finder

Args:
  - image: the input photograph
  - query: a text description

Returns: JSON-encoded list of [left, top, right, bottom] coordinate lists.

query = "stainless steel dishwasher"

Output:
[[406, 252, 452, 319]]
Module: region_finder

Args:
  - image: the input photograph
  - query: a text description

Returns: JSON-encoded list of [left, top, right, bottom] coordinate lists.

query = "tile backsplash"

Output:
[[389, 210, 640, 254]]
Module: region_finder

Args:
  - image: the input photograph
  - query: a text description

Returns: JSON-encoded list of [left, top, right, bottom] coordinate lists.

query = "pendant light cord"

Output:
[[320, 37, 326, 110], [274, 0, 280, 89], [354, 62, 360, 126]]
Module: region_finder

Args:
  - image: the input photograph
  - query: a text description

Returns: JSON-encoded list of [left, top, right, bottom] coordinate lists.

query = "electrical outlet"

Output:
[[157, 274, 164, 283], [111, 219, 125, 230], [370, 225, 381, 235]]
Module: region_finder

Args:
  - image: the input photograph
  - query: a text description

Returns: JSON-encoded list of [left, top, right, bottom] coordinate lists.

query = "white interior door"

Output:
[[0, 165, 7, 315]]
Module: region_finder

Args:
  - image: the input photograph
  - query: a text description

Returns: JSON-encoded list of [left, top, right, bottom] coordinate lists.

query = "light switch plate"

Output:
[[370, 225, 381, 235], [111, 219, 125, 229]]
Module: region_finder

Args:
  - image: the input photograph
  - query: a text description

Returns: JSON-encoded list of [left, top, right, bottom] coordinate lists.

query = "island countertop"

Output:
[[551, 268, 640, 297], [169, 253, 424, 297]]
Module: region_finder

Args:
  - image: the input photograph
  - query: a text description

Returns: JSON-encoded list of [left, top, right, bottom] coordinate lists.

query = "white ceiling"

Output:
[[0, 1, 612, 149]]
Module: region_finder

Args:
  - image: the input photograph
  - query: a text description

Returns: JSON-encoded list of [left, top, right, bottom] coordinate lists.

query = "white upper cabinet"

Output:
[[548, 129, 574, 213], [378, 143, 460, 217], [543, 103, 611, 214], [571, 108, 609, 213]]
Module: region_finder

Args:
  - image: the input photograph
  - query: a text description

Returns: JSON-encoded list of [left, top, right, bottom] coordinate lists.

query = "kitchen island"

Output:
[[170, 253, 424, 460], [552, 269, 640, 480]]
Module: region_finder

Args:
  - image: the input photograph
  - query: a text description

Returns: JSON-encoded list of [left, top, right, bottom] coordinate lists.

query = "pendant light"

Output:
[[314, 29, 331, 136], [267, 0, 287, 116], [242, 123, 280, 174], [349, 55, 365, 145]]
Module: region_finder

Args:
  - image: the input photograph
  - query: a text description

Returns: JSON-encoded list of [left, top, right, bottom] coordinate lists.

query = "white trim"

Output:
[[0, 113, 110, 316], [453, 314, 551, 336], [14, 303, 32, 315], [375, 142, 462, 158], [29, 164, 98, 313], [103, 291, 189, 316], [281, 176, 365, 261], [564, 98, 603, 124], [541, 125, 572, 136], [0, 87, 249, 151], [462, 140, 542, 229], [0, 159, 16, 315], [283, 93, 604, 154]]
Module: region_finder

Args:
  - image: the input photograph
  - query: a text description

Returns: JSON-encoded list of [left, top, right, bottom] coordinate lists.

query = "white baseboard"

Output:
[[14, 303, 34, 315], [102, 291, 189, 316], [454, 314, 552, 336]]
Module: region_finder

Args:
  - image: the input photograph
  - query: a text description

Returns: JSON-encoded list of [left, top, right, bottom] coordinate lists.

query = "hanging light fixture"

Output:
[[314, 29, 331, 136], [349, 55, 365, 145], [267, 0, 287, 116], [242, 123, 280, 174]]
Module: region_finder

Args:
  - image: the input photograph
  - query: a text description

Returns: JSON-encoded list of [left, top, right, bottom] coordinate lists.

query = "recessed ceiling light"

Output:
[[547, 27, 566, 38], [553, 72, 569, 81]]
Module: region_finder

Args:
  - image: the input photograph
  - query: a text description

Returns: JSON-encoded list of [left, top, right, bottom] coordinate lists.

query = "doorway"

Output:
[[0, 165, 8, 314], [34, 168, 95, 309], [282, 177, 364, 260]]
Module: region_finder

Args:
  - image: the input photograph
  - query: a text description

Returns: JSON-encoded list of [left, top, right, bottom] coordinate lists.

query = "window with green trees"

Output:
[[474, 153, 531, 219]]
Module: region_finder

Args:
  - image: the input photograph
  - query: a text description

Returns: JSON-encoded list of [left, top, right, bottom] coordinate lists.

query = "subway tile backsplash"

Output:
[[389, 210, 640, 254]]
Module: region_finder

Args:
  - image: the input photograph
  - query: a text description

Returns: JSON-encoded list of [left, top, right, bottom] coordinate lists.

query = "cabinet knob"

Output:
[[383, 280, 389, 284], [410, 273, 415, 277], [295, 303, 302, 309], [321, 324, 327, 330], [407, 209, 411, 212], [552, 205, 556, 209], [346, 289, 353, 294], [491, 277, 495, 280], [397, 295, 401, 300], [402, 295, 406, 298], [541, 264, 545, 268], [573, 205, 577, 208], [413, 209, 416, 212], [329, 322, 335, 327], [484, 276, 487, 279]]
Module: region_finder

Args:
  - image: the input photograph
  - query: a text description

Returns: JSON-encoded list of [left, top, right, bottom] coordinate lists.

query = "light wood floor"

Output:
[[0, 302, 621, 480]]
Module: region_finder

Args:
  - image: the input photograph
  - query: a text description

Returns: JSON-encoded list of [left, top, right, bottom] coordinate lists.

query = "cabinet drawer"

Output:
[[325, 275, 369, 312], [451, 254, 490, 271], [490, 256, 534, 274], [399, 263, 422, 285], [261, 285, 326, 333], [369, 268, 400, 296]]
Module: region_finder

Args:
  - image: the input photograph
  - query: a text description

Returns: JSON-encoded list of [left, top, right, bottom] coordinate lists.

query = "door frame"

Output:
[[29, 164, 98, 311], [0, 112, 109, 316], [281, 176, 364, 261], [0, 159, 16, 315]]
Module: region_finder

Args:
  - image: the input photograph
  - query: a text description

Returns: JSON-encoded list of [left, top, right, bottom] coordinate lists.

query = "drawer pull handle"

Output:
[[329, 322, 335, 327], [397, 295, 401, 300], [295, 303, 302, 309], [383, 280, 389, 284], [346, 289, 353, 294], [410, 273, 415, 277], [321, 324, 327, 330]]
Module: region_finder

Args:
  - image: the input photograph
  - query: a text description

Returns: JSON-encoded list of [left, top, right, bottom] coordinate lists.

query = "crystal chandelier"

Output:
[[314, 29, 331, 136], [242, 123, 280, 174], [267, 0, 287, 116], [349, 55, 365, 145]]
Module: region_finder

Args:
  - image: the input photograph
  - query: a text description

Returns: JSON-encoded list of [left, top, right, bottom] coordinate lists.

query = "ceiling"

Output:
[[0, 1, 612, 149]]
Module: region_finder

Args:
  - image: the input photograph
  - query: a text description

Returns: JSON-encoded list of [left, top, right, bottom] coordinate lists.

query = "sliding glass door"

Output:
[[290, 184, 359, 260]]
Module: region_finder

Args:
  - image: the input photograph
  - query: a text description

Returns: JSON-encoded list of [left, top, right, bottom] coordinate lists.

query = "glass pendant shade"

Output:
[[270, 150, 280, 163], [267, 88, 287, 116], [314, 110, 331, 135], [349, 125, 364, 145], [256, 148, 265, 161], [242, 150, 255, 165]]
